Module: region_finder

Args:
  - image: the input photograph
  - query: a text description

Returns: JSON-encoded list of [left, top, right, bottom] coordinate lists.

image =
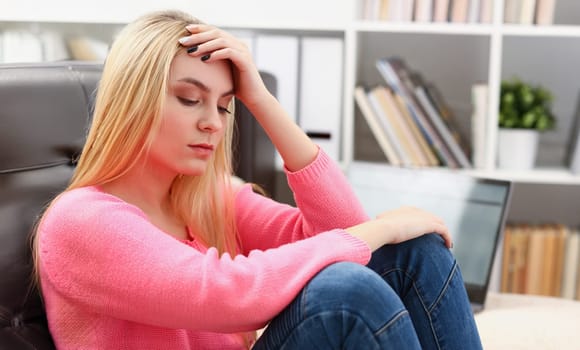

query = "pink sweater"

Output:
[[38, 151, 371, 349]]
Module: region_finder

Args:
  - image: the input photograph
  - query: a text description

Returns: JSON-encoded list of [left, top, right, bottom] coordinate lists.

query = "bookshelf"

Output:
[[350, 1, 580, 185], [1, 1, 580, 213]]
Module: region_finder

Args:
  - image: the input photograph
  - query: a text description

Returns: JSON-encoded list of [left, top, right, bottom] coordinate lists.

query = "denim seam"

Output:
[[411, 278, 442, 350], [302, 278, 409, 343], [428, 261, 458, 314], [378, 268, 427, 310], [380, 267, 442, 350], [374, 309, 409, 337]]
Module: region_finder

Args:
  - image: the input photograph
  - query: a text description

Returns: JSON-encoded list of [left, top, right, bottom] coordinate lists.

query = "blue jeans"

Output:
[[253, 234, 482, 349]]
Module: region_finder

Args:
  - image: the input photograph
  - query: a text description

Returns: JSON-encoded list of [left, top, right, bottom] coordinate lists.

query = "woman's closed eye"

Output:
[[177, 96, 199, 106], [218, 106, 232, 115], [178, 97, 231, 115]]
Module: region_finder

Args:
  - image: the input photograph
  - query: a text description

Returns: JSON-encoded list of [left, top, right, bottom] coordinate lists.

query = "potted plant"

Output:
[[497, 78, 556, 170]]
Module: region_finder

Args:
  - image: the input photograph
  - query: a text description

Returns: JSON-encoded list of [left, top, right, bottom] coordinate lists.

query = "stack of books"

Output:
[[355, 57, 471, 168], [500, 223, 580, 300], [360, 0, 494, 23]]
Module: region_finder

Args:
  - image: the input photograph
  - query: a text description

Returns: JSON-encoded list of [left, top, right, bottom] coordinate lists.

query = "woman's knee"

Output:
[[255, 263, 421, 350], [302, 262, 405, 328], [369, 234, 454, 274]]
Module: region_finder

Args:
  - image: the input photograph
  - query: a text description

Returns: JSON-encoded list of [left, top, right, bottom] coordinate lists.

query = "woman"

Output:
[[35, 9, 482, 349]]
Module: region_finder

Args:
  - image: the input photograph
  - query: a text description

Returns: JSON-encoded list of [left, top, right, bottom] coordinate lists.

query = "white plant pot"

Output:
[[497, 129, 539, 170]]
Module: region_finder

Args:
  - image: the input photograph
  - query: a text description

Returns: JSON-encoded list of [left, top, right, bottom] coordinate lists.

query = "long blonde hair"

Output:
[[38, 9, 240, 256], [34, 10, 255, 346]]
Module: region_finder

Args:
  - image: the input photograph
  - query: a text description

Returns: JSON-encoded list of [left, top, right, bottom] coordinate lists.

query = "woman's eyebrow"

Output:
[[177, 77, 234, 97]]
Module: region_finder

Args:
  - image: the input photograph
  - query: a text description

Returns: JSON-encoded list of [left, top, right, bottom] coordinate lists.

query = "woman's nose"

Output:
[[198, 107, 223, 132]]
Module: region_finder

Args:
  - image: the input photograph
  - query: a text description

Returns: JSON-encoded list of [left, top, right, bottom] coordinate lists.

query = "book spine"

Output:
[[354, 86, 402, 165], [433, 0, 450, 22], [376, 58, 458, 168], [415, 86, 472, 168], [535, 0, 556, 25], [368, 90, 412, 166], [471, 84, 488, 169], [375, 86, 429, 166]]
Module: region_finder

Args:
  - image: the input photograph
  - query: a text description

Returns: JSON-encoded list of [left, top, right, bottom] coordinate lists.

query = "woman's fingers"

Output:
[[180, 25, 244, 52], [376, 206, 453, 248], [177, 23, 271, 107], [433, 222, 453, 248]]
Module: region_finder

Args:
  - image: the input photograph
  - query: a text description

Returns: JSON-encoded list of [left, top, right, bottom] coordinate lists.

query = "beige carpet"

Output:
[[475, 292, 580, 350]]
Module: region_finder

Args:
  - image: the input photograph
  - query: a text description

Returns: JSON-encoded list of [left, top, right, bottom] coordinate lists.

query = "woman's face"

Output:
[[148, 51, 234, 177]]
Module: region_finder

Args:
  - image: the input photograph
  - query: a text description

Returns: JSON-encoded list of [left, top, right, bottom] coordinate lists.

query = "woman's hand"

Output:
[[179, 23, 319, 172], [179, 24, 271, 109], [345, 206, 453, 251]]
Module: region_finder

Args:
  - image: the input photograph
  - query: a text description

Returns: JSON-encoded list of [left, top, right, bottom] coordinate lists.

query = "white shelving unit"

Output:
[[347, 0, 580, 188], [1, 0, 580, 214]]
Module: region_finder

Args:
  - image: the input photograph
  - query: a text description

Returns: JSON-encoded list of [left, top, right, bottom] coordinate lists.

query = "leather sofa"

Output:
[[0, 61, 275, 349]]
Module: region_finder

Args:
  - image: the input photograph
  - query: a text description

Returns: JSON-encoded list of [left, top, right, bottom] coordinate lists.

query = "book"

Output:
[[551, 224, 568, 296], [519, 0, 537, 25], [379, 0, 391, 20], [414, 0, 433, 22], [467, 0, 481, 23], [471, 84, 488, 169], [372, 86, 430, 166], [392, 92, 440, 166], [535, 0, 556, 25], [376, 57, 458, 168], [354, 86, 402, 166], [450, 0, 469, 23], [501, 225, 514, 293], [561, 229, 579, 299], [424, 83, 472, 159], [433, 0, 450, 22], [415, 83, 472, 168], [502, 224, 531, 293], [504, 0, 522, 24], [540, 225, 557, 296], [479, 0, 494, 23], [513, 224, 530, 293], [363, 0, 382, 20], [525, 226, 545, 295], [367, 88, 412, 166], [387, 0, 414, 22]]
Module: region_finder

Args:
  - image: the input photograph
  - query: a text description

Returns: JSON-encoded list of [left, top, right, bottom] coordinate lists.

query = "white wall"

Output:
[[0, 0, 356, 26]]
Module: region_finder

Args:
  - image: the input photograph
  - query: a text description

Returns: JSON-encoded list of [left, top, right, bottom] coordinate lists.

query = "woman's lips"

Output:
[[188, 143, 214, 157]]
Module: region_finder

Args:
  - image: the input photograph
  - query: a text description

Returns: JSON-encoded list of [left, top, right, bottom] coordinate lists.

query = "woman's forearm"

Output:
[[244, 92, 319, 172]]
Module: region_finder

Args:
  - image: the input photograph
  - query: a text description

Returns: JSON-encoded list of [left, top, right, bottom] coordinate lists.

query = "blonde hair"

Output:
[[33, 10, 256, 346], [72, 10, 239, 256]]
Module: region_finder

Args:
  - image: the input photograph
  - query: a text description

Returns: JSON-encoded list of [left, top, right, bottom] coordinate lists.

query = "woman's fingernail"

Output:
[[186, 24, 198, 31], [178, 37, 189, 45], [201, 54, 211, 61], [187, 46, 198, 54]]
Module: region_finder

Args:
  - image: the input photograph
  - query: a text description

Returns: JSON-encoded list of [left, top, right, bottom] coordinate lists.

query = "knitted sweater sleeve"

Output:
[[38, 188, 371, 333], [236, 149, 371, 252]]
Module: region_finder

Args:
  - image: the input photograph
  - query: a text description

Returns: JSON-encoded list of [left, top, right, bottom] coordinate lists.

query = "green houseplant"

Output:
[[499, 78, 556, 130], [497, 78, 556, 170]]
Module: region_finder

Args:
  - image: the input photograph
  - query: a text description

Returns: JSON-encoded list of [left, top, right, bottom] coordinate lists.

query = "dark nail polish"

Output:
[[201, 54, 211, 61], [187, 46, 198, 54]]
